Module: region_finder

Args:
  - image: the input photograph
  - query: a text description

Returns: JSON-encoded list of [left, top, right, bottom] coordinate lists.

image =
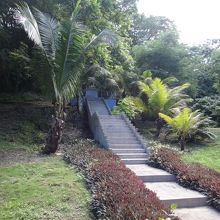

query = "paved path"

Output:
[[86, 97, 220, 220]]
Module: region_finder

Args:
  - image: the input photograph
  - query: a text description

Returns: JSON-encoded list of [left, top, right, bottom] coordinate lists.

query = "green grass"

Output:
[[0, 157, 92, 220], [0, 121, 44, 152], [182, 128, 220, 172]]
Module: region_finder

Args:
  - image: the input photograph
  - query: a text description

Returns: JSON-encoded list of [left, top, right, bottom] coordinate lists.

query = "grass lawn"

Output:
[[0, 157, 92, 220], [182, 128, 220, 172], [0, 103, 93, 220]]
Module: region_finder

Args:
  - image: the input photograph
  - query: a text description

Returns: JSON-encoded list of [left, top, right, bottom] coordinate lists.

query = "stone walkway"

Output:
[[86, 97, 220, 220]]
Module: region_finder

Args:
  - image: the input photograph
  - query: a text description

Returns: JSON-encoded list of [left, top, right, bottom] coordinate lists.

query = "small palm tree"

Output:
[[138, 78, 190, 119], [159, 108, 215, 150], [137, 77, 190, 136], [16, 1, 117, 154]]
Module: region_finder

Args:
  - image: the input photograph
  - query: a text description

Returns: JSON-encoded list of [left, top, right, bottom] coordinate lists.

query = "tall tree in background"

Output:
[[133, 31, 187, 78], [131, 14, 176, 45]]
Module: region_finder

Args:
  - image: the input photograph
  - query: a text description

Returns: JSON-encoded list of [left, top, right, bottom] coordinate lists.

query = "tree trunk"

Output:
[[42, 115, 64, 154], [179, 137, 185, 151], [155, 118, 165, 138], [42, 104, 65, 154]]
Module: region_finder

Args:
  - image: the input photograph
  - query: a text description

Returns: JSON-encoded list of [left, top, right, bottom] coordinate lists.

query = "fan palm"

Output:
[[159, 108, 215, 150], [16, 1, 117, 154]]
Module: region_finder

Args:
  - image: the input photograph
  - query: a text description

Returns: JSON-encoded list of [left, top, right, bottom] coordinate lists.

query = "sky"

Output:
[[137, 0, 220, 45]]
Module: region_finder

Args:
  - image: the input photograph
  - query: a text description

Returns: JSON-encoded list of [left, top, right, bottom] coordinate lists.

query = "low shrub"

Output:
[[192, 95, 220, 126], [65, 139, 179, 220], [112, 97, 145, 120], [150, 147, 220, 211]]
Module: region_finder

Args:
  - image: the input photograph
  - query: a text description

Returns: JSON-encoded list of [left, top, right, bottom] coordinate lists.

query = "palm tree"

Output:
[[16, 1, 117, 154], [138, 78, 190, 119], [138, 77, 191, 136], [159, 108, 215, 150]]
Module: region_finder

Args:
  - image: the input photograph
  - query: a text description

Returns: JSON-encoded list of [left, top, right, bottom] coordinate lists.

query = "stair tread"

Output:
[[122, 158, 147, 161], [144, 182, 207, 200], [126, 164, 174, 176], [174, 206, 220, 220], [117, 153, 147, 156], [110, 149, 146, 152]]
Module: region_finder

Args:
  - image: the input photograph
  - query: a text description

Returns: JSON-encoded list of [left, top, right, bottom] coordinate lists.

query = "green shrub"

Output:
[[193, 95, 220, 126], [112, 97, 146, 119]]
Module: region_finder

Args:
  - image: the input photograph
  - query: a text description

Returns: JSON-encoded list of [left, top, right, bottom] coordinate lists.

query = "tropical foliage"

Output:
[[15, 1, 117, 153], [112, 97, 146, 120], [159, 108, 215, 150], [138, 77, 190, 120], [84, 64, 121, 98]]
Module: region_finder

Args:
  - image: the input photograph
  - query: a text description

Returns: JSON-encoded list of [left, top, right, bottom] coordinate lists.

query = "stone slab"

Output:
[[118, 153, 147, 159], [127, 164, 175, 182], [175, 206, 220, 220], [145, 182, 207, 208], [110, 148, 146, 153], [122, 158, 147, 164]]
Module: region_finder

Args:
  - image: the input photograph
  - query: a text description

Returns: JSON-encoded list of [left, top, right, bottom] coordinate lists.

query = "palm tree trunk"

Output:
[[42, 104, 64, 154], [179, 137, 185, 151], [155, 118, 164, 138]]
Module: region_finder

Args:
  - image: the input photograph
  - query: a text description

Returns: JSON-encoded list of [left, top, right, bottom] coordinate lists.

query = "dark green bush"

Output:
[[192, 96, 220, 126]]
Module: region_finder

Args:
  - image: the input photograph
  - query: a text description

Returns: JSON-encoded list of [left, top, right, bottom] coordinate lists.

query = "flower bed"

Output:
[[64, 139, 179, 220], [150, 147, 220, 211]]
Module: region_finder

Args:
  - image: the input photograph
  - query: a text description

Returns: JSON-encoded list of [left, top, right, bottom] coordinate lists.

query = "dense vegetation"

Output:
[[1, 0, 219, 151], [1, 0, 219, 98], [1, 0, 220, 218]]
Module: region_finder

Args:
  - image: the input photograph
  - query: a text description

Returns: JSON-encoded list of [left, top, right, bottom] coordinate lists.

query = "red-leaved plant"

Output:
[[65, 139, 179, 220], [150, 147, 220, 211]]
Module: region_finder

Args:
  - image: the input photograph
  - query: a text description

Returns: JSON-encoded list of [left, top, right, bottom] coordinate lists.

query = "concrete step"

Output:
[[144, 182, 207, 208], [122, 158, 147, 164], [99, 116, 122, 120], [109, 143, 142, 149], [101, 119, 124, 122], [103, 128, 132, 133], [105, 131, 134, 135], [118, 153, 147, 159], [126, 164, 176, 182], [102, 124, 129, 128], [110, 148, 146, 154], [106, 134, 136, 139], [174, 206, 220, 220], [107, 139, 140, 144]]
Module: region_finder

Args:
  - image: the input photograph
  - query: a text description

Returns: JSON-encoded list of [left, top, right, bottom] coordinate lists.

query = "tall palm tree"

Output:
[[16, 1, 117, 154]]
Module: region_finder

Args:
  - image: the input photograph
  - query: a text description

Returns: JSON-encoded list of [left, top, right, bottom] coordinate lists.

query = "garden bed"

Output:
[[64, 139, 179, 220]]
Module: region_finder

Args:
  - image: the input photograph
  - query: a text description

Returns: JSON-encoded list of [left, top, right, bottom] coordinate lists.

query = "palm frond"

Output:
[[15, 2, 42, 46], [33, 8, 58, 58], [55, 8, 85, 97], [159, 113, 173, 125], [84, 29, 118, 51]]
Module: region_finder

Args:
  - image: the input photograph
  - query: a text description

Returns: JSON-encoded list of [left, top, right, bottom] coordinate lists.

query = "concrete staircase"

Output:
[[86, 97, 220, 220]]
